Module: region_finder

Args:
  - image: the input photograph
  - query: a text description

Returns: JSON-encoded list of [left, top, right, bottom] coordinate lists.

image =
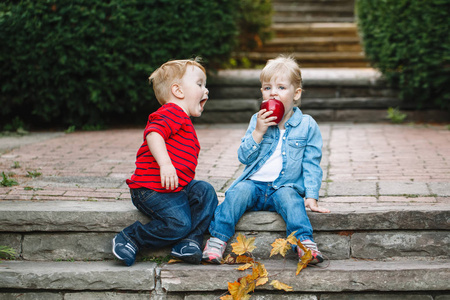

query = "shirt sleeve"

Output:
[[302, 117, 323, 200], [144, 108, 182, 141]]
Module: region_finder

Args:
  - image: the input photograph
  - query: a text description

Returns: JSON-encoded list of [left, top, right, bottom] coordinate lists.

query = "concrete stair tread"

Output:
[[1, 259, 448, 292], [245, 52, 366, 61], [1, 200, 448, 232]]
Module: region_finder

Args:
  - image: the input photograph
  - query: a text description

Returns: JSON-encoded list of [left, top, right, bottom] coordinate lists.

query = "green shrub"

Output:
[[355, 0, 450, 110], [0, 0, 239, 128]]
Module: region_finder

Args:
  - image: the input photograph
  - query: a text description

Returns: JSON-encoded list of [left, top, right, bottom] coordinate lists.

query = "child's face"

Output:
[[261, 73, 301, 113], [179, 66, 209, 117]]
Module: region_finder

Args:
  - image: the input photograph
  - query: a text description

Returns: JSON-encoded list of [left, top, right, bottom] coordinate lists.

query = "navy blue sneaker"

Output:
[[112, 233, 138, 266], [171, 241, 202, 264]]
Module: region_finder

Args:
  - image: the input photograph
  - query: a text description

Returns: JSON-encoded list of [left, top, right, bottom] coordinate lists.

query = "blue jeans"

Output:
[[121, 180, 218, 250], [209, 180, 314, 243]]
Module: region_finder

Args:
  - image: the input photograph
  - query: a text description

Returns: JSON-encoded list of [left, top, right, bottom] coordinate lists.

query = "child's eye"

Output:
[[279, 86, 286, 90], [263, 86, 271, 90]]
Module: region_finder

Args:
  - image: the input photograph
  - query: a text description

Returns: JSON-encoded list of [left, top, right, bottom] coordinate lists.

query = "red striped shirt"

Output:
[[126, 103, 200, 193]]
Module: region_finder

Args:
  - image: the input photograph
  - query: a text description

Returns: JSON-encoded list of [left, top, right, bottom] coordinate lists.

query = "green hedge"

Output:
[[356, 0, 450, 110], [0, 0, 239, 129]]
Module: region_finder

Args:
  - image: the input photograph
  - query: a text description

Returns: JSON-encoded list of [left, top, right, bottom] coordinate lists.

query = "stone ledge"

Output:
[[0, 201, 448, 232], [1, 259, 448, 293], [160, 259, 450, 292], [0, 261, 157, 291]]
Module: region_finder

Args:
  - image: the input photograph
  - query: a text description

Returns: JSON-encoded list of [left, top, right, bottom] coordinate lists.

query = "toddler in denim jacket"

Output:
[[203, 55, 330, 264]]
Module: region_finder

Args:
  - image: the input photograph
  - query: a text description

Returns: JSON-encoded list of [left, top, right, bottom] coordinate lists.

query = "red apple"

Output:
[[260, 99, 285, 124]]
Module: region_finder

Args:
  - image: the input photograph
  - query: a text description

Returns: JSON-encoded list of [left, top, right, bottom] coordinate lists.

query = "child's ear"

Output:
[[171, 83, 184, 99], [294, 88, 302, 101]]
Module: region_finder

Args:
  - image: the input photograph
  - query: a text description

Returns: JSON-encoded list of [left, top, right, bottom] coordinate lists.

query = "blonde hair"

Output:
[[260, 55, 303, 105], [149, 57, 206, 105]]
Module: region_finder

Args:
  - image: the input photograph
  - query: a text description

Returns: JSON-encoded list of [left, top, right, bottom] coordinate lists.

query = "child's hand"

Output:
[[253, 109, 278, 143], [160, 164, 179, 190], [305, 198, 330, 213]]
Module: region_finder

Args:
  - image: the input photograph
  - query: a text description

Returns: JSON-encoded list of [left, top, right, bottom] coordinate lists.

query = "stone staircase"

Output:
[[1, 200, 449, 299], [236, 0, 370, 68], [200, 69, 449, 124]]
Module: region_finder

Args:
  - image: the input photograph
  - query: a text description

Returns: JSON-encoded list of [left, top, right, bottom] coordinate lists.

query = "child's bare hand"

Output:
[[253, 109, 278, 142], [305, 198, 330, 213], [160, 164, 179, 190]]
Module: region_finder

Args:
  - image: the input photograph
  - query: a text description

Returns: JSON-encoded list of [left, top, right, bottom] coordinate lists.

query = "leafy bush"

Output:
[[0, 0, 239, 128], [355, 0, 450, 110]]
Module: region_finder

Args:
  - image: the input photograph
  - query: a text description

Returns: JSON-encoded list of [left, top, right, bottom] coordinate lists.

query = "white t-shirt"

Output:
[[249, 130, 285, 182]]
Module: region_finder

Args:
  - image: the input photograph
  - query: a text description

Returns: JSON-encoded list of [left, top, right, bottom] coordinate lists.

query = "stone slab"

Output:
[[160, 259, 450, 292], [379, 182, 431, 196], [0, 261, 156, 291], [1, 201, 449, 232], [351, 231, 450, 259]]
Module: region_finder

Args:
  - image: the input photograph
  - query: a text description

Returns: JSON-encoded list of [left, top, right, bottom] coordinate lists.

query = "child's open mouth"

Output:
[[200, 98, 208, 110]]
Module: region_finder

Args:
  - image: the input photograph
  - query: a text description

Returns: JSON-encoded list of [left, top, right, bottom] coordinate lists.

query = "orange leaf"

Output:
[[236, 255, 254, 264], [231, 233, 256, 256], [220, 295, 233, 300], [228, 276, 255, 300], [167, 258, 182, 264], [270, 280, 293, 292]]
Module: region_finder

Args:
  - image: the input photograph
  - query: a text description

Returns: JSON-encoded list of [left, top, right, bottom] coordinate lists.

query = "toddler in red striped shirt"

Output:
[[112, 58, 218, 266]]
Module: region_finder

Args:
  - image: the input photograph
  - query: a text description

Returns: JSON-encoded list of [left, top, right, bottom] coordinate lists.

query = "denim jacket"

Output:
[[228, 107, 323, 200]]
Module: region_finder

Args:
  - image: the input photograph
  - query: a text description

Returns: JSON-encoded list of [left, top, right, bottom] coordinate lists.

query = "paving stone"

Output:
[[378, 181, 431, 196], [428, 182, 450, 196], [327, 181, 377, 196]]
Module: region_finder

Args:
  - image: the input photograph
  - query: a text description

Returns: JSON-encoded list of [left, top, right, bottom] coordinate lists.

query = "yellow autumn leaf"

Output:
[[296, 240, 313, 275], [231, 233, 257, 256], [286, 231, 298, 245], [167, 258, 182, 264], [270, 280, 293, 292], [236, 263, 253, 271], [220, 295, 233, 300], [256, 276, 269, 287], [270, 238, 290, 257], [229, 276, 255, 300]]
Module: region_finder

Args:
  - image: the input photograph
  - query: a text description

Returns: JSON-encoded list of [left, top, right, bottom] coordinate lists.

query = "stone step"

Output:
[[201, 69, 449, 123], [0, 259, 449, 298], [1, 200, 449, 262], [272, 23, 359, 38], [272, 1, 355, 23], [241, 52, 368, 67], [257, 36, 363, 53]]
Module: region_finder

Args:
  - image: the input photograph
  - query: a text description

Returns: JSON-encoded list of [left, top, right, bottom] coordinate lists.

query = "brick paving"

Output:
[[0, 123, 449, 208]]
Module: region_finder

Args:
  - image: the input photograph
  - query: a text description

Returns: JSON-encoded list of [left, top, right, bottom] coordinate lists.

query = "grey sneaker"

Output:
[[202, 237, 227, 264]]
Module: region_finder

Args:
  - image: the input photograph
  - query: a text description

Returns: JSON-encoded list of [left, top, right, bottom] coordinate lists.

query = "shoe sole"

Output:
[[171, 250, 202, 264], [112, 237, 134, 266]]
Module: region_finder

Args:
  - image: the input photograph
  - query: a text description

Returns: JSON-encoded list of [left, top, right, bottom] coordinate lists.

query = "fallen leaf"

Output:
[[236, 263, 253, 271], [270, 238, 290, 257], [231, 233, 257, 256], [220, 295, 233, 300], [296, 240, 313, 275], [270, 280, 293, 292], [167, 258, 182, 264]]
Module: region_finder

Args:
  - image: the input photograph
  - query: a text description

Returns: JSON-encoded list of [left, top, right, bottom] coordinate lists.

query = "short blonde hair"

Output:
[[149, 57, 206, 105], [260, 55, 303, 105]]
